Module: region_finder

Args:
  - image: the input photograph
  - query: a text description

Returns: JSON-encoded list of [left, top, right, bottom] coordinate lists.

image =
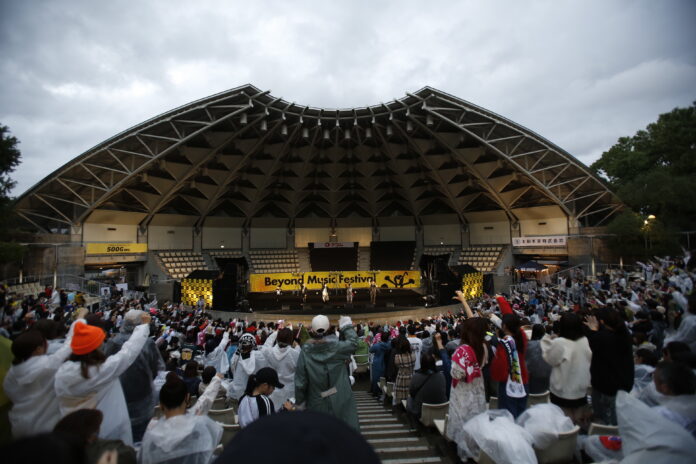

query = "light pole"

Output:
[[643, 215, 656, 252]]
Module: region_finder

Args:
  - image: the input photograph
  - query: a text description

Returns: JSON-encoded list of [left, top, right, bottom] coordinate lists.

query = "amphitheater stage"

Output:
[[205, 303, 463, 326], [243, 288, 426, 312]]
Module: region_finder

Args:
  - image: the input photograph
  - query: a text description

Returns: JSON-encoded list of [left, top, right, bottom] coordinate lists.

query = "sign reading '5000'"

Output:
[[249, 270, 420, 292], [86, 243, 148, 255]]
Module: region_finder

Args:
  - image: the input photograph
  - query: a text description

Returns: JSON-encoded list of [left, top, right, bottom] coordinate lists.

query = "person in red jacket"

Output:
[[490, 296, 528, 418]]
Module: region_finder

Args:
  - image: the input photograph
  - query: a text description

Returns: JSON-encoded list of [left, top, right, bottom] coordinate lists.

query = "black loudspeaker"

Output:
[[173, 281, 182, 304], [213, 264, 237, 311], [483, 274, 495, 296]]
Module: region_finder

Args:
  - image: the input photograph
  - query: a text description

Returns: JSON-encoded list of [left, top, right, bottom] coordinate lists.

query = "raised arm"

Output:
[[335, 317, 358, 358], [47, 309, 88, 365], [453, 291, 476, 318], [190, 374, 222, 416]]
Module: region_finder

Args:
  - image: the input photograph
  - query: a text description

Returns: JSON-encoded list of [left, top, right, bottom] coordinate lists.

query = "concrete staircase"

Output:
[[358, 247, 371, 271], [296, 247, 311, 272], [354, 391, 448, 463]]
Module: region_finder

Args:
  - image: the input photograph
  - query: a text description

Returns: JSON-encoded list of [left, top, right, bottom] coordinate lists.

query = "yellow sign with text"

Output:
[[86, 243, 148, 255], [249, 270, 421, 292]]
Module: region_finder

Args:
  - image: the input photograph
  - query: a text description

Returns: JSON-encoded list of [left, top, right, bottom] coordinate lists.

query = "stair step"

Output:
[[374, 445, 433, 457], [358, 413, 393, 418], [361, 423, 405, 430], [368, 437, 422, 444], [359, 417, 398, 423], [361, 429, 416, 436], [375, 445, 430, 452], [381, 458, 443, 464]]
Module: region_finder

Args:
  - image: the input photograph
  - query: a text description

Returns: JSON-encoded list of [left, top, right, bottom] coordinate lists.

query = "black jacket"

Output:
[[585, 327, 634, 395]]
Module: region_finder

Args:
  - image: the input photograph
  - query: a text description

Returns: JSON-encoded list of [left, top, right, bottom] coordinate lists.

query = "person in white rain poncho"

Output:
[[54, 313, 152, 447], [139, 373, 224, 464], [202, 327, 231, 375], [227, 333, 267, 401], [258, 326, 300, 410], [103, 309, 165, 443], [3, 308, 85, 438]]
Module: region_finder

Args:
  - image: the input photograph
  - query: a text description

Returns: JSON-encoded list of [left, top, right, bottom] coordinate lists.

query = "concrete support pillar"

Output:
[[460, 223, 470, 248], [193, 229, 202, 253]]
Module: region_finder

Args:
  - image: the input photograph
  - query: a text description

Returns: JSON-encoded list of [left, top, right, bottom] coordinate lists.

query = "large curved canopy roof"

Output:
[[16, 84, 623, 232]]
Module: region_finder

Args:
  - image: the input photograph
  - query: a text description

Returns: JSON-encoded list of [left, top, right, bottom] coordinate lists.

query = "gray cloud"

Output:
[[1, 0, 694, 196]]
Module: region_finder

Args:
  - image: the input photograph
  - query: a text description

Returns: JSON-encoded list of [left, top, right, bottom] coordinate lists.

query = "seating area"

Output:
[[422, 245, 460, 266], [309, 245, 358, 271], [158, 251, 208, 280], [3, 281, 43, 296], [425, 389, 581, 464], [207, 249, 245, 270], [370, 241, 416, 270], [456, 245, 504, 273], [248, 249, 299, 273]]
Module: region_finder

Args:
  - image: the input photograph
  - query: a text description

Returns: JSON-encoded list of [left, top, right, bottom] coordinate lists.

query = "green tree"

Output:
[[0, 124, 25, 264], [606, 211, 680, 260], [591, 102, 696, 231]]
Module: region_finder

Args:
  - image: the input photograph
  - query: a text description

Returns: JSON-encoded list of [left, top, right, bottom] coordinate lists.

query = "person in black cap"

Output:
[[237, 367, 293, 428], [214, 410, 380, 464]]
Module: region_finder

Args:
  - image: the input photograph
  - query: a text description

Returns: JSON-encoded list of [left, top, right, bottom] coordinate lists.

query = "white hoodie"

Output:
[[227, 349, 267, 401], [541, 334, 592, 401], [3, 319, 79, 438], [259, 331, 301, 410], [54, 323, 149, 446]]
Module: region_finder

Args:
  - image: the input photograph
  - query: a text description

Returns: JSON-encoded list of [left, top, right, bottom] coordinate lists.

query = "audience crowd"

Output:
[[0, 251, 695, 463]]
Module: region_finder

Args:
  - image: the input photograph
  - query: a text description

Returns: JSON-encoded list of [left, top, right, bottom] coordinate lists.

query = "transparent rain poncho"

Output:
[[139, 376, 223, 464], [461, 409, 537, 464], [516, 403, 574, 450]]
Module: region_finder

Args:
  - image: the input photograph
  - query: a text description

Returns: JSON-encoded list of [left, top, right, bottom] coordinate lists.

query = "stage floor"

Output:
[[245, 288, 426, 313], [206, 303, 462, 326]]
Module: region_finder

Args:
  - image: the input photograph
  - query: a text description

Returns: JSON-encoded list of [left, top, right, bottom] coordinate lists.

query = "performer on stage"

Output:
[[321, 283, 330, 303], [369, 279, 378, 305], [346, 283, 354, 304], [275, 285, 282, 307], [300, 283, 308, 305]]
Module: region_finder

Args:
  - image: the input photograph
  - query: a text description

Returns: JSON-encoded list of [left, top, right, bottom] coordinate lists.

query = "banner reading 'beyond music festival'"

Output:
[[249, 270, 420, 292]]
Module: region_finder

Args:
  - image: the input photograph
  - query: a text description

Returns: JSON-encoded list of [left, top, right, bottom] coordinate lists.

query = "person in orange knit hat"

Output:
[[55, 312, 152, 447], [71, 321, 107, 355]]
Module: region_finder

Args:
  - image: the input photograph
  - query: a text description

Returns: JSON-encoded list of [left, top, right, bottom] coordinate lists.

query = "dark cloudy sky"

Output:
[[1, 0, 695, 197]]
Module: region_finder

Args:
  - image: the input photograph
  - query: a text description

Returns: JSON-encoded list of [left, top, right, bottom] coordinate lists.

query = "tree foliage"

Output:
[[591, 102, 696, 231], [0, 124, 25, 264], [606, 210, 679, 260]]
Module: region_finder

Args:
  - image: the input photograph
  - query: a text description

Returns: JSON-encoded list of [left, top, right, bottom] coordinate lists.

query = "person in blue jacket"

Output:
[[369, 330, 391, 395]]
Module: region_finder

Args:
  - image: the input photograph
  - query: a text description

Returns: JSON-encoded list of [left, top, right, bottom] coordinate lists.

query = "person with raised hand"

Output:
[[54, 311, 152, 446], [294, 315, 359, 429], [4, 307, 88, 438]]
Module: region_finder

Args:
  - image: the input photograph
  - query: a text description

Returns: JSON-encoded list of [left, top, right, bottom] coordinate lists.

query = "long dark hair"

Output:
[[502, 314, 525, 356], [69, 350, 106, 379], [460, 319, 486, 365], [394, 335, 411, 354]]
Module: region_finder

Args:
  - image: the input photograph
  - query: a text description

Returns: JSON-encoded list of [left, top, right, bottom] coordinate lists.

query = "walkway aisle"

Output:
[[354, 391, 451, 464]]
